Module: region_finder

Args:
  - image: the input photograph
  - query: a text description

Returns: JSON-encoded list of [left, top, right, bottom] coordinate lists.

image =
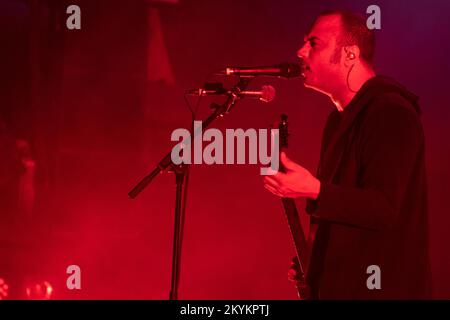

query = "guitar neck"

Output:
[[281, 197, 309, 276], [276, 114, 311, 299]]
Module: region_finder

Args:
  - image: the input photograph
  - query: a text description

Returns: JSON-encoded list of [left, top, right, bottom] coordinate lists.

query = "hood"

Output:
[[356, 75, 421, 115]]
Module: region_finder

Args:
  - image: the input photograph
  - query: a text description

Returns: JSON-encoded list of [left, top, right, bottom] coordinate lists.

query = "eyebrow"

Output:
[[304, 36, 321, 43]]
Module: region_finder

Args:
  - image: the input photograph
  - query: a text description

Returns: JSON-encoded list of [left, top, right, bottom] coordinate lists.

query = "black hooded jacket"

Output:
[[305, 76, 432, 299]]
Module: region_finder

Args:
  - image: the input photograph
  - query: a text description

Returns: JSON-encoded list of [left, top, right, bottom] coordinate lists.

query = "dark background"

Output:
[[0, 0, 449, 299]]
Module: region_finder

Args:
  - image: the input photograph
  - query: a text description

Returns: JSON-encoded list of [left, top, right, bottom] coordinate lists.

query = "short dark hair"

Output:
[[317, 9, 376, 65]]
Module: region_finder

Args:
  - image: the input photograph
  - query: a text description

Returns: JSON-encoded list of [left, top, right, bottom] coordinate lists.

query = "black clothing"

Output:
[[306, 76, 432, 299]]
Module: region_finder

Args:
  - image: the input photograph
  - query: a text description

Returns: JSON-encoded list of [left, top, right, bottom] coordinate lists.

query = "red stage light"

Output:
[[25, 281, 53, 300], [0, 278, 9, 300]]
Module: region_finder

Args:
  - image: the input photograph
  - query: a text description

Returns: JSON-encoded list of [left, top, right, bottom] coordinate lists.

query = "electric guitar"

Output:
[[277, 114, 311, 300]]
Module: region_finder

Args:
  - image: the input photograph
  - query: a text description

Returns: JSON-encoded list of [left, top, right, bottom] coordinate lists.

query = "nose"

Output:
[[297, 43, 308, 60]]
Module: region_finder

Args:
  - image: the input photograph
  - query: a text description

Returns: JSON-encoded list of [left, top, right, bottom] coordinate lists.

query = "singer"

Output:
[[263, 9, 432, 299]]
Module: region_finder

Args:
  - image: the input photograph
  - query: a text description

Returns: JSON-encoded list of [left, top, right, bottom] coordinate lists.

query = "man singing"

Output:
[[263, 10, 432, 299]]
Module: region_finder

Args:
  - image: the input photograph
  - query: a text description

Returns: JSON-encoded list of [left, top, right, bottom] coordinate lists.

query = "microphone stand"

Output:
[[128, 77, 252, 300]]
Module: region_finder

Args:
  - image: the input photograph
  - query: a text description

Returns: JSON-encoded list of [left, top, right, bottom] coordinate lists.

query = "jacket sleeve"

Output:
[[306, 94, 424, 231]]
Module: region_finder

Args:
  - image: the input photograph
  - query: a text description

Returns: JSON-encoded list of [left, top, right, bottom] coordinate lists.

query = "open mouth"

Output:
[[300, 64, 311, 78]]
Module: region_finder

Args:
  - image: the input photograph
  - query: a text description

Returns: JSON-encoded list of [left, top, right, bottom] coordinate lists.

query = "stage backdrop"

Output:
[[1, 0, 449, 299]]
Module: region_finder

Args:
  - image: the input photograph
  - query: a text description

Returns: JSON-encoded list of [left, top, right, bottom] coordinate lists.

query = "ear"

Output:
[[343, 45, 360, 67]]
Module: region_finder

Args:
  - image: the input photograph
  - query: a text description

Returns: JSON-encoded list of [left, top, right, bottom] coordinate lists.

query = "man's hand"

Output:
[[263, 152, 320, 199], [287, 256, 302, 283]]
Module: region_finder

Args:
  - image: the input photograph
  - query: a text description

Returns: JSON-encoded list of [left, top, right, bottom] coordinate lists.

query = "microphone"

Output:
[[218, 62, 301, 79], [187, 85, 276, 103]]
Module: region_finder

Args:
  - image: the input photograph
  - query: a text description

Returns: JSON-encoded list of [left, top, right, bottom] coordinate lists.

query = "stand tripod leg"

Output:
[[169, 167, 186, 300]]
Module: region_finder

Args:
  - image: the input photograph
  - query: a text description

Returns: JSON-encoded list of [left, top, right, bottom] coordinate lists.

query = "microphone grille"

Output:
[[279, 62, 301, 78], [260, 85, 276, 103]]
